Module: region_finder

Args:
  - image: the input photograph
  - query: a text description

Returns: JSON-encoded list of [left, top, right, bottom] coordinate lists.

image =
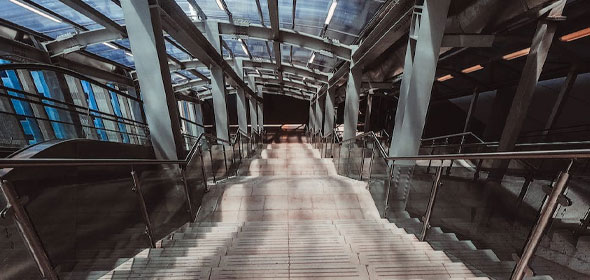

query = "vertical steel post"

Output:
[[130, 170, 156, 248], [474, 159, 483, 181], [222, 145, 229, 179], [367, 140, 376, 184], [511, 160, 572, 280], [420, 165, 443, 241], [360, 138, 366, 180], [383, 162, 395, 218], [0, 180, 58, 280], [208, 145, 217, 183], [427, 140, 435, 173], [198, 145, 209, 192], [180, 166, 196, 222]]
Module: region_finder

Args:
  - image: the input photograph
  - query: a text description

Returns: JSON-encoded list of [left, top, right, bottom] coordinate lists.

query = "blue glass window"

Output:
[[80, 80, 108, 141], [30, 71, 66, 139], [0, 65, 43, 144], [108, 86, 130, 143]]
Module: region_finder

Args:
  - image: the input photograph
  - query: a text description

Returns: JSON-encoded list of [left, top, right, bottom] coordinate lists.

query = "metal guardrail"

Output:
[[311, 130, 586, 280], [0, 131, 261, 279]]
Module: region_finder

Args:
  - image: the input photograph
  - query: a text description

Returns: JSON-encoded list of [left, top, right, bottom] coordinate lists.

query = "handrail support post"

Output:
[[420, 164, 443, 241], [511, 160, 573, 280], [0, 180, 58, 280], [130, 170, 156, 248]]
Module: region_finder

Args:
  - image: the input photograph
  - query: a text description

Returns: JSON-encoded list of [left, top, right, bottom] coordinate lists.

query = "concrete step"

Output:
[[211, 264, 369, 279]]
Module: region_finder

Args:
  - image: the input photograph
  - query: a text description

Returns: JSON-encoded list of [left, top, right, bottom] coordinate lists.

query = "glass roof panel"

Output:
[[222, 36, 249, 58], [245, 38, 270, 60], [294, 0, 331, 34], [30, 0, 101, 30], [326, 0, 382, 44], [0, 0, 77, 38], [176, 0, 228, 21], [225, 0, 265, 25], [278, 0, 293, 28], [82, 0, 125, 25], [165, 40, 191, 60], [86, 43, 135, 68]]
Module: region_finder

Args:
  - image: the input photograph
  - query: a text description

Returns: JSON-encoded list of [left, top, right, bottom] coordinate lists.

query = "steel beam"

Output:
[[157, 0, 260, 102], [121, 0, 184, 159], [441, 34, 495, 47], [255, 77, 318, 92], [542, 64, 578, 138], [215, 22, 352, 61], [59, 0, 126, 35], [174, 79, 209, 92]]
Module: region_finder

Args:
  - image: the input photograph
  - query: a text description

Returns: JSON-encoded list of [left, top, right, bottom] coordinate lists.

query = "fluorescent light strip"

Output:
[[102, 42, 119, 50], [308, 53, 316, 64], [215, 0, 225, 11], [461, 64, 484, 74], [560, 27, 590, 42], [437, 74, 453, 82], [502, 48, 530, 60], [325, 0, 338, 25], [9, 0, 62, 23]]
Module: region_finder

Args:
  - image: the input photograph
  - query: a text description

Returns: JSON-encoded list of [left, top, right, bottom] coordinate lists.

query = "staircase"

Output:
[[62, 142, 524, 279]]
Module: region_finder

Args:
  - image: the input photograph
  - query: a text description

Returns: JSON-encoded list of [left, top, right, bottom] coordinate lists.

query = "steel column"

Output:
[[492, 1, 566, 179], [388, 0, 451, 163], [315, 96, 324, 135], [343, 61, 361, 141], [121, 0, 183, 159], [363, 91, 374, 133], [257, 85, 264, 132], [324, 86, 336, 135]]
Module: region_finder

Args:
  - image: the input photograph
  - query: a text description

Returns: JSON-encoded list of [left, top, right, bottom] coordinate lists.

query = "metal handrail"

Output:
[[422, 140, 590, 150], [383, 149, 590, 161]]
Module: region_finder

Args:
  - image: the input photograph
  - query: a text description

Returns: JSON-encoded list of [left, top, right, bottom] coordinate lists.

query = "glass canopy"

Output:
[[0, 0, 386, 86]]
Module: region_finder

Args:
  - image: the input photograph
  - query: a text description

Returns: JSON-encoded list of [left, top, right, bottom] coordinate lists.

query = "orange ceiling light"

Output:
[[461, 64, 484, 74], [502, 48, 530, 60], [436, 74, 454, 82], [560, 27, 590, 42]]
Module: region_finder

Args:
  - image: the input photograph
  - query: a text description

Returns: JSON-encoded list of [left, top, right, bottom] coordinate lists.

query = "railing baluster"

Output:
[[208, 146, 216, 183], [130, 169, 156, 248], [384, 163, 395, 219], [360, 138, 366, 180], [0, 180, 58, 280], [180, 166, 196, 222], [511, 160, 573, 280], [420, 164, 443, 241], [198, 145, 209, 192], [222, 145, 229, 179]]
